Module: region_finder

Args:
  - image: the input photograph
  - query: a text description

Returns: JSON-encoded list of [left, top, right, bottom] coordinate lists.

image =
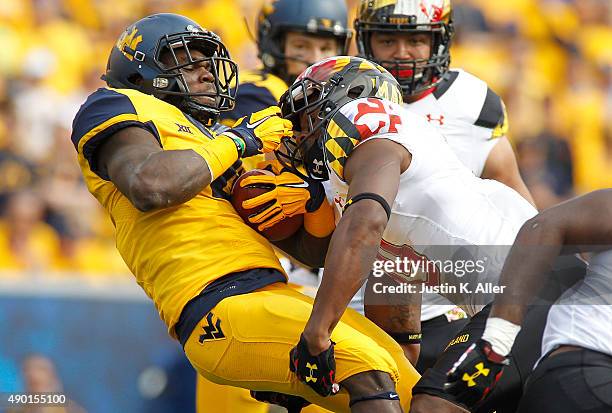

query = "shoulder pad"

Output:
[[71, 88, 138, 149], [336, 97, 402, 140], [433, 70, 460, 99], [475, 88, 508, 138], [71, 88, 152, 179], [434, 70, 508, 137], [240, 70, 287, 100], [324, 98, 402, 179]]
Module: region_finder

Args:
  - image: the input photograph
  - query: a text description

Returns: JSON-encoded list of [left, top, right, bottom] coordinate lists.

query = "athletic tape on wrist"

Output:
[[481, 317, 521, 357]]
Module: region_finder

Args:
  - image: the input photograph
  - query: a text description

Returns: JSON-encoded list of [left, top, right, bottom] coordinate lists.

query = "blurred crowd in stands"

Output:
[[0, 0, 610, 275]]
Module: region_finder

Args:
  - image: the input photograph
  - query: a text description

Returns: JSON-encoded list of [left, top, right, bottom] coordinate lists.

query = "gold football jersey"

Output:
[[71, 87, 285, 337]]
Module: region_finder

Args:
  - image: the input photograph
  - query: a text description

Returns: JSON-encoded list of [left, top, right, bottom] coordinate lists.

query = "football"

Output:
[[231, 169, 304, 241]]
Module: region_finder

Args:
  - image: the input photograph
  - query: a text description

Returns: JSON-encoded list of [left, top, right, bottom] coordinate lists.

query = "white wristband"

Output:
[[481, 317, 521, 356]]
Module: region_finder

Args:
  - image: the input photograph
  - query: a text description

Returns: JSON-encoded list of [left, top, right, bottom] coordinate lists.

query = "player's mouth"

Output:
[[195, 95, 217, 106], [192, 84, 217, 106]]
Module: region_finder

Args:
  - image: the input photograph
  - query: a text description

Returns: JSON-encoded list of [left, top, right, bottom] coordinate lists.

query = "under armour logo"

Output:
[[426, 114, 445, 125], [198, 312, 225, 343], [305, 362, 318, 383], [176, 123, 193, 134], [312, 159, 324, 175], [462, 362, 490, 387]]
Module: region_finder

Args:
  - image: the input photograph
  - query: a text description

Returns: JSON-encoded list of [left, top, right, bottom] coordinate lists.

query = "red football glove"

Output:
[[289, 335, 339, 397], [444, 339, 509, 407]]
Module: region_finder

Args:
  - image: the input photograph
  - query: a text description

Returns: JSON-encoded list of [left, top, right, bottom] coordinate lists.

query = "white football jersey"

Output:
[[324, 97, 536, 316], [541, 250, 612, 358], [405, 69, 510, 319], [405, 68, 507, 177]]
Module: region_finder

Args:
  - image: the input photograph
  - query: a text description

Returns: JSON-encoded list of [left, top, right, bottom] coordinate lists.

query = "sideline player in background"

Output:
[[72, 13, 420, 413], [353, 0, 536, 374], [220, 0, 352, 130], [445, 189, 612, 412]]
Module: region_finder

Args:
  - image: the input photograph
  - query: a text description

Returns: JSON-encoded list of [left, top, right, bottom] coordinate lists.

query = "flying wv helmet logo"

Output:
[[462, 362, 490, 387], [117, 27, 143, 61], [198, 312, 226, 344]]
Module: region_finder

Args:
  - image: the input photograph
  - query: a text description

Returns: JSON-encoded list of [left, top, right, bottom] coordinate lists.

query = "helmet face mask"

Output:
[[355, 0, 454, 99], [104, 14, 238, 125], [277, 56, 403, 181], [277, 77, 329, 179], [153, 32, 238, 121]]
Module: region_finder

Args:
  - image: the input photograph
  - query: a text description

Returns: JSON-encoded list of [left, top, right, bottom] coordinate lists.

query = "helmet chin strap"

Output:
[[181, 98, 219, 126], [166, 72, 220, 125]]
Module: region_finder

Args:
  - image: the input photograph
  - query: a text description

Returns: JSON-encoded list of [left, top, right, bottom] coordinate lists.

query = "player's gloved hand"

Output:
[[444, 338, 509, 408], [250, 390, 311, 413], [221, 106, 292, 158], [289, 334, 339, 397], [240, 169, 325, 231]]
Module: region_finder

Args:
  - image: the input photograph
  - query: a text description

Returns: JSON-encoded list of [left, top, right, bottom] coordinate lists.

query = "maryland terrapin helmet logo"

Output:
[[355, 0, 454, 98], [277, 56, 402, 181], [357, 0, 451, 25], [116, 26, 143, 61]]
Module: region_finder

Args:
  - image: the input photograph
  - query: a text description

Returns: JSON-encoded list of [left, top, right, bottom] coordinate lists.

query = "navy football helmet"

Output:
[[104, 13, 238, 124], [257, 0, 352, 84]]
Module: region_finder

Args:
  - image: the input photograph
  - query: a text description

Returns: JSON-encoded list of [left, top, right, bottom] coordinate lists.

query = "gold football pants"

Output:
[[185, 282, 420, 412]]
